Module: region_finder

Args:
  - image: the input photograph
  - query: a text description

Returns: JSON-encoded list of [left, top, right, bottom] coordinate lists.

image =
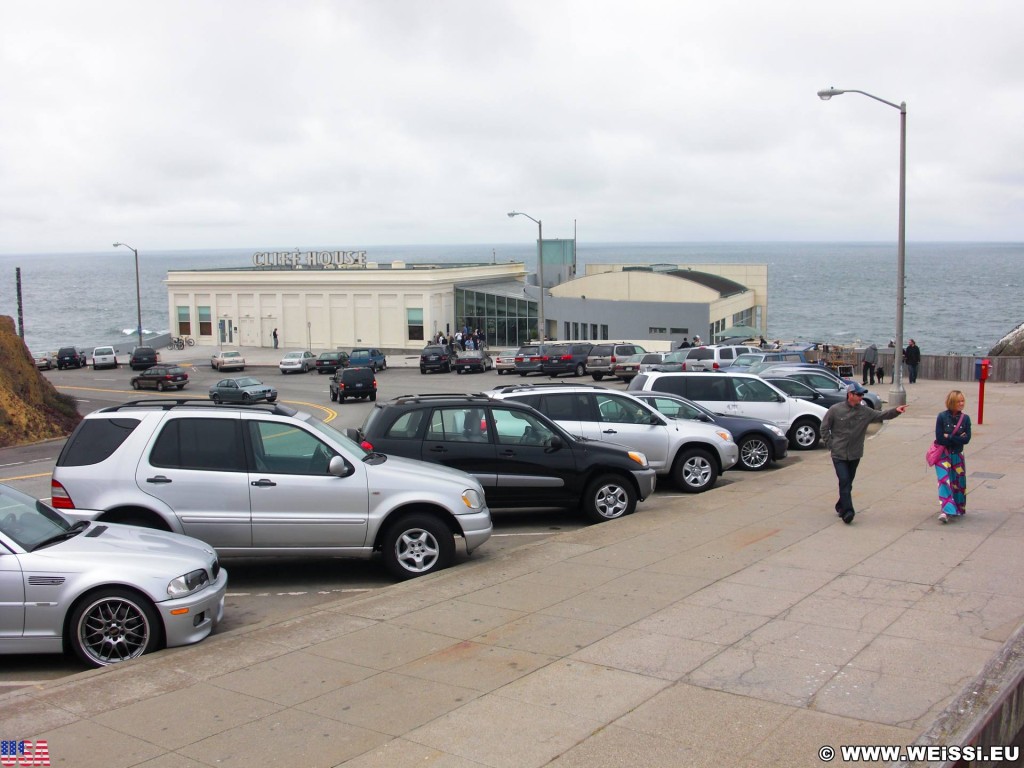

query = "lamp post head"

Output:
[[817, 87, 842, 101], [507, 212, 517, 218]]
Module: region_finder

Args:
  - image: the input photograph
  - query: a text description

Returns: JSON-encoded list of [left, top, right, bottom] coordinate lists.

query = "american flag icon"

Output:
[[0, 740, 50, 766]]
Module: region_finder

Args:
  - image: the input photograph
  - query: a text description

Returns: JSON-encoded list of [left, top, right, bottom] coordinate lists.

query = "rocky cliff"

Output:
[[0, 316, 81, 448], [989, 322, 1024, 356]]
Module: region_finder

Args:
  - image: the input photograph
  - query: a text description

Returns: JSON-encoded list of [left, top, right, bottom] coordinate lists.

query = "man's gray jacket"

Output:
[[821, 401, 902, 460]]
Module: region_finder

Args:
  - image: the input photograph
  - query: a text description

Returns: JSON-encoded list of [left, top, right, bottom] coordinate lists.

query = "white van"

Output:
[[627, 371, 828, 450], [91, 346, 117, 370]]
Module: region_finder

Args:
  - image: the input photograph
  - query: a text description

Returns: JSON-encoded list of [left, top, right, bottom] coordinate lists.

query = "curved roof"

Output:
[[622, 266, 748, 298]]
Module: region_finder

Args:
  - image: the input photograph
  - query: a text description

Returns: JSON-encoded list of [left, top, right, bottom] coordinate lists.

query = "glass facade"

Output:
[[455, 288, 537, 347]]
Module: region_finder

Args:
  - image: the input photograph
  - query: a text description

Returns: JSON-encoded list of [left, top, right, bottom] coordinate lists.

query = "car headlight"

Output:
[[715, 430, 734, 443], [627, 451, 649, 467], [461, 489, 484, 510], [764, 424, 786, 437], [167, 569, 210, 597]]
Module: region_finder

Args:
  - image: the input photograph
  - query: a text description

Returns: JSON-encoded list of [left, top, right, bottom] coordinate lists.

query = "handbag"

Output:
[[927, 413, 965, 466]]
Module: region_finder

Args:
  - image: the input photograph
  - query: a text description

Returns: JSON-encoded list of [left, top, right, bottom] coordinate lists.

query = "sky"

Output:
[[2, 1, 1022, 253]]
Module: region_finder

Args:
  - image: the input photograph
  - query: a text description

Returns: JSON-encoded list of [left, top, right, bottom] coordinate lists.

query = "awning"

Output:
[[714, 324, 760, 341]]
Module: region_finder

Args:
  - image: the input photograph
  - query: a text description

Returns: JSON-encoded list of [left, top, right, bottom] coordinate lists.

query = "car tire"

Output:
[[574, 363, 585, 377], [156, 381, 165, 391], [456, 369, 463, 375], [242, 393, 252, 403], [672, 448, 718, 493], [581, 473, 636, 522], [789, 417, 820, 450], [370, 392, 377, 401], [592, 373, 604, 381], [737, 435, 772, 470], [382, 513, 454, 580], [69, 588, 162, 667], [519, 372, 528, 377], [330, 390, 337, 402], [420, 367, 426, 374], [211, 394, 221, 403]]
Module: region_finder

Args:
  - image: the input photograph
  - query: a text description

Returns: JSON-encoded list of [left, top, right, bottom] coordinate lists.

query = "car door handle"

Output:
[[602, 429, 618, 434], [499, 449, 516, 456], [251, 479, 277, 487], [428, 446, 448, 453], [146, 476, 172, 484]]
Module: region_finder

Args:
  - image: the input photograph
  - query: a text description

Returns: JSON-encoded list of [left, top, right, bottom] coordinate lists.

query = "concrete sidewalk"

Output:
[[4, 379, 1023, 767]]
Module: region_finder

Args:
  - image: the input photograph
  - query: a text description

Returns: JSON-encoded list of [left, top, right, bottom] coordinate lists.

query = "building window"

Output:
[[600, 325, 608, 340], [670, 327, 688, 335], [648, 327, 667, 334], [407, 308, 424, 341], [176, 306, 192, 336], [198, 306, 212, 336]]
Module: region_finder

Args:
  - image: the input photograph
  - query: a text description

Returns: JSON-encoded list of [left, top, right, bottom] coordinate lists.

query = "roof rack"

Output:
[[489, 382, 602, 394], [100, 399, 298, 417], [388, 393, 493, 404]]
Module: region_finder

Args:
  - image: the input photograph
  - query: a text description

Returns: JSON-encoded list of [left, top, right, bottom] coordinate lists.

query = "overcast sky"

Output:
[[2, 1, 1021, 253]]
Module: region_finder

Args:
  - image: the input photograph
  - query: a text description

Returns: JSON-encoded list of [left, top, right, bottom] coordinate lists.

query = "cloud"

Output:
[[1, 0, 1022, 252]]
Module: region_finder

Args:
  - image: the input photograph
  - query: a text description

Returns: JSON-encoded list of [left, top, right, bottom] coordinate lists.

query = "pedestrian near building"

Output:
[[935, 390, 971, 524], [862, 343, 878, 385], [679, 337, 690, 349], [272, 328, 278, 349], [820, 382, 908, 524], [904, 339, 921, 383]]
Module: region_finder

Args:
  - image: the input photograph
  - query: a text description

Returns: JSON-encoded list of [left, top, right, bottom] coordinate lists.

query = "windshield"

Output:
[[236, 377, 261, 386], [0, 484, 73, 550]]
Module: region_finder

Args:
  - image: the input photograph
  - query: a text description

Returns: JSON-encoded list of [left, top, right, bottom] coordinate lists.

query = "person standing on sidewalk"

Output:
[[821, 382, 908, 524], [935, 389, 971, 524], [862, 343, 878, 385], [272, 328, 279, 349], [904, 339, 921, 383]]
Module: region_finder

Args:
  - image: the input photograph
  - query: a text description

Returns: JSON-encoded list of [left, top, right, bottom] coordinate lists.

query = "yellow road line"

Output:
[[0, 472, 51, 482]]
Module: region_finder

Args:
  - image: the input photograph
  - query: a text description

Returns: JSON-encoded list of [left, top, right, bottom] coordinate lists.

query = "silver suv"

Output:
[[679, 345, 760, 372], [50, 399, 492, 580], [586, 342, 648, 381], [490, 383, 738, 493]]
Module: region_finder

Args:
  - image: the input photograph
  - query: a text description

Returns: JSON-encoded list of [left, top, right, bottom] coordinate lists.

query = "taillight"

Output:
[[539, 356, 549, 362], [712, 362, 720, 369], [559, 355, 571, 361], [50, 479, 74, 509], [360, 440, 374, 451], [610, 355, 617, 363]]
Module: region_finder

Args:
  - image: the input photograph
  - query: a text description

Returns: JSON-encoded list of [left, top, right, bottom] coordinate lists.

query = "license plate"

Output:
[[463, 365, 472, 371]]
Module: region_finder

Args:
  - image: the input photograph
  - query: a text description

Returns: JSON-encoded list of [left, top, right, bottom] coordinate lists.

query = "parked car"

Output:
[[211, 349, 246, 371], [586, 342, 648, 381], [677, 344, 760, 372], [330, 366, 377, 402], [33, 350, 55, 370], [50, 400, 492, 580], [631, 390, 789, 471], [612, 352, 667, 383], [352, 393, 656, 522], [493, 349, 519, 375], [454, 349, 494, 374], [645, 350, 690, 373], [540, 342, 594, 378], [129, 346, 160, 371], [513, 343, 556, 376], [130, 364, 189, 391], [730, 350, 809, 373], [56, 346, 87, 370], [420, 344, 455, 374], [209, 376, 278, 404], [350, 347, 387, 372], [764, 377, 842, 408], [279, 350, 316, 374], [0, 481, 227, 667], [92, 346, 117, 370], [490, 384, 737, 493], [755, 364, 883, 410], [627, 371, 828, 450], [315, 350, 350, 374]]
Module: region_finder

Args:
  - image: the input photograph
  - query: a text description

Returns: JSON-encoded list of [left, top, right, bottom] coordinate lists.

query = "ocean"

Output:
[[1, 242, 1020, 356]]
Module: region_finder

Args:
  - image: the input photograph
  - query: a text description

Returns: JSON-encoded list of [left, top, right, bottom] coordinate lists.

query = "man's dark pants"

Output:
[[832, 457, 861, 518], [862, 361, 875, 385]]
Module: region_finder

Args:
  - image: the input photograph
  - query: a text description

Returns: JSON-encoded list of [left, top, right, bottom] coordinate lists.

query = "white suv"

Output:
[[50, 400, 492, 580], [627, 371, 828, 450], [679, 345, 760, 372], [490, 383, 738, 493], [91, 346, 117, 370]]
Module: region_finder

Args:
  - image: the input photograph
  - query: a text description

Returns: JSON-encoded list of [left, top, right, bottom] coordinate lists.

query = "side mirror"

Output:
[[698, 414, 713, 423], [329, 455, 354, 478], [344, 427, 361, 442], [546, 435, 564, 451]]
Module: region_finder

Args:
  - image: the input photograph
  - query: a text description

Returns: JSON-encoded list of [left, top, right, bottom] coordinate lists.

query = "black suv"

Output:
[[420, 344, 455, 374], [351, 394, 657, 522], [316, 351, 350, 374], [540, 342, 594, 378], [329, 366, 377, 402], [56, 347, 86, 369], [129, 346, 160, 371]]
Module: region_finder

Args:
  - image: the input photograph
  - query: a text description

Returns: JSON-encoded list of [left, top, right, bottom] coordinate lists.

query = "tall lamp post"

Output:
[[507, 211, 545, 341], [113, 242, 144, 348], [817, 87, 907, 407]]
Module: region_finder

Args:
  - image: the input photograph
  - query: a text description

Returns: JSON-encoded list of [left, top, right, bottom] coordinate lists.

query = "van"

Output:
[[91, 346, 117, 370], [586, 342, 648, 381], [679, 345, 760, 372], [540, 342, 594, 377]]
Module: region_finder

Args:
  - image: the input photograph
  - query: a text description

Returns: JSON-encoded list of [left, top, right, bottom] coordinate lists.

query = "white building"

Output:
[[165, 249, 767, 351]]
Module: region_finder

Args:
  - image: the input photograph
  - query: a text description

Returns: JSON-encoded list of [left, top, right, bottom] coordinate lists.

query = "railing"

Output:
[[862, 351, 1024, 383]]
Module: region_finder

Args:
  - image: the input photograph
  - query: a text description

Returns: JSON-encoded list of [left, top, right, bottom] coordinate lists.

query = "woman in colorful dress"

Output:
[[935, 390, 971, 523]]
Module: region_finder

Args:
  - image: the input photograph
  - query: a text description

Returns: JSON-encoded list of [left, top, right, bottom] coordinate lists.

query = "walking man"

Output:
[[272, 328, 278, 349], [904, 339, 921, 383], [821, 382, 907, 524]]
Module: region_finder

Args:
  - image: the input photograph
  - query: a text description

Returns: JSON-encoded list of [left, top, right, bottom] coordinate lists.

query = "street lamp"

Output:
[[818, 87, 907, 407], [113, 242, 144, 348], [507, 211, 544, 341]]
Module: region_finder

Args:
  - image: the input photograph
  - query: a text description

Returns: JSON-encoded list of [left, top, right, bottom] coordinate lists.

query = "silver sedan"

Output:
[[0, 483, 227, 667]]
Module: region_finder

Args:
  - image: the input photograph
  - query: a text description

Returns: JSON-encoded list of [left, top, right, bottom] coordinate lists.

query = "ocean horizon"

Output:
[[1, 241, 1021, 356]]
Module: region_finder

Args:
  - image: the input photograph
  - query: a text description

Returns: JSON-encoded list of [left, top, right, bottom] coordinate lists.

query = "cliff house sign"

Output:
[[252, 250, 368, 268]]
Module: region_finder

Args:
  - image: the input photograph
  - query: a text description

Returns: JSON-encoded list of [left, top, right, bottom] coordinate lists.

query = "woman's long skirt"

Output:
[[936, 450, 967, 517]]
